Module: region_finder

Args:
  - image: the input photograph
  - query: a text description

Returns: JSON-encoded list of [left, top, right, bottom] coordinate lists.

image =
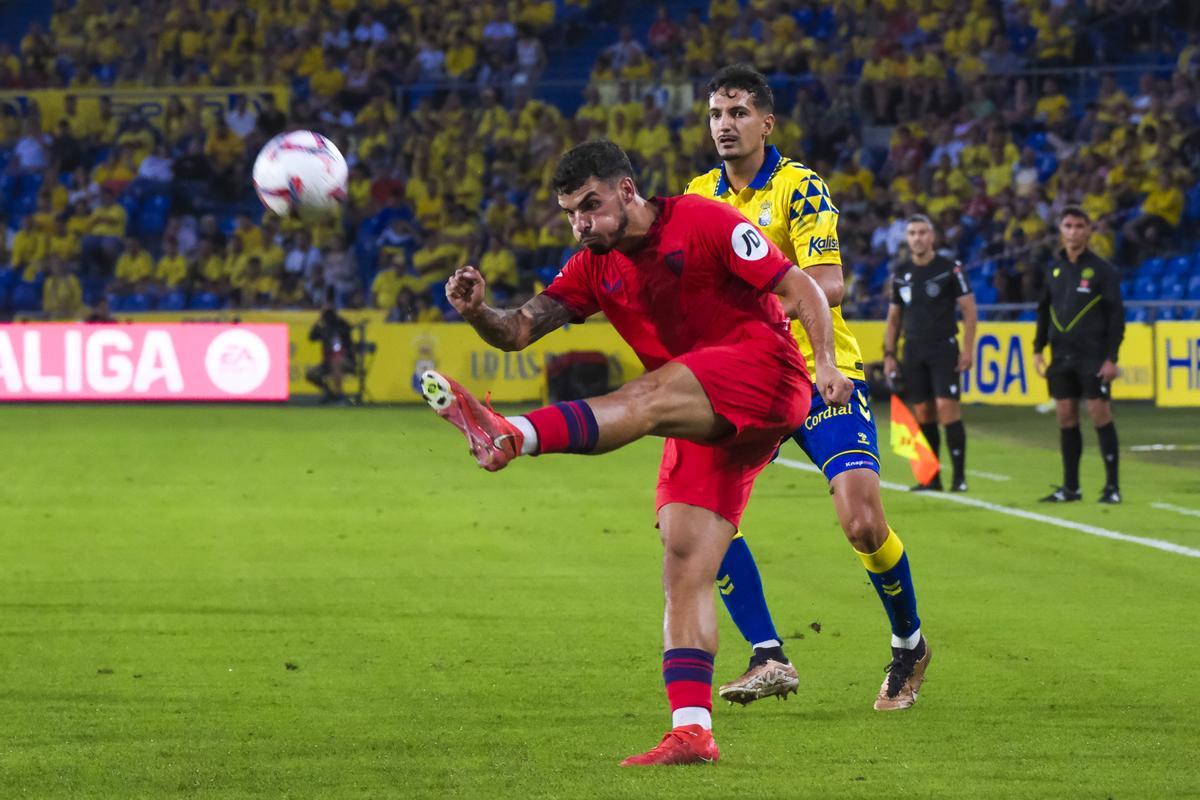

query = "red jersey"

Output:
[[543, 194, 806, 375]]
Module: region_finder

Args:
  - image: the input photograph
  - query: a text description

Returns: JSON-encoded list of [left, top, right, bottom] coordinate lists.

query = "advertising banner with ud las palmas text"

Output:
[[957, 321, 1155, 405], [0, 324, 289, 402]]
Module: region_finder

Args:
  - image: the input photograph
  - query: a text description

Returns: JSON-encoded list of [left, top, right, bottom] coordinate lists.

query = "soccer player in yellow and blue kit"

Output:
[[685, 65, 931, 711]]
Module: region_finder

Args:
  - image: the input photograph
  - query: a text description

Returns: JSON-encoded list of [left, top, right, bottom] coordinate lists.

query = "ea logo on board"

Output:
[[731, 222, 769, 261], [205, 329, 271, 395]]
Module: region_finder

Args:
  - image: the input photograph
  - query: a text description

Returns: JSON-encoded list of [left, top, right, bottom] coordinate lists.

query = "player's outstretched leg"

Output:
[[422, 363, 728, 471], [830, 469, 931, 710], [713, 532, 798, 705], [621, 503, 729, 766]]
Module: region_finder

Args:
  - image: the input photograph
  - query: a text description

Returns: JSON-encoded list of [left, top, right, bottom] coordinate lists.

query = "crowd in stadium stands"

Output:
[[1, 0, 1200, 323]]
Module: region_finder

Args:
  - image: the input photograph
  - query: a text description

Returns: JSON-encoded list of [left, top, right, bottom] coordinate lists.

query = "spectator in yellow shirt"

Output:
[[12, 215, 47, 279], [370, 256, 411, 310], [632, 105, 672, 161], [46, 218, 81, 271], [204, 118, 245, 198], [42, 257, 82, 320], [1123, 172, 1184, 253], [155, 237, 190, 290], [113, 237, 153, 293], [479, 236, 519, 293], [81, 189, 128, 278], [309, 54, 346, 99], [1034, 78, 1071, 126]]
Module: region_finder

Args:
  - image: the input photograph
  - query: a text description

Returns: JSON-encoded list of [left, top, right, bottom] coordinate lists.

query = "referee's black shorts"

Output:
[[902, 338, 961, 403], [1046, 357, 1111, 401]]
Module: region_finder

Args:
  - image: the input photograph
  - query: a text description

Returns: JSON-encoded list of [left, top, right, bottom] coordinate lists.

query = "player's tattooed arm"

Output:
[[447, 266, 574, 350], [469, 293, 573, 351]]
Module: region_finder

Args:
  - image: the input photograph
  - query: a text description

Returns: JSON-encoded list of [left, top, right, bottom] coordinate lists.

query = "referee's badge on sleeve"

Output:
[[899, 285, 912, 304]]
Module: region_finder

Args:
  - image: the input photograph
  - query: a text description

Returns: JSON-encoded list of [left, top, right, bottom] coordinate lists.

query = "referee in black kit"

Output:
[[884, 214, 977, 492], [1033, 206, 1125, 504]]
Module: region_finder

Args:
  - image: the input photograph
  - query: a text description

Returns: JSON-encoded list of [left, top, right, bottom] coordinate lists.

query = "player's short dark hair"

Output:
[[906, 213, 935, 228], [1060, 205, 1092, 224], [551, 140, 634, 196], [707, 64, 775, 114]]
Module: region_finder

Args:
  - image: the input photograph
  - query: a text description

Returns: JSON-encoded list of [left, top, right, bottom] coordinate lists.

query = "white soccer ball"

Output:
[[252, 130, 348, 217]]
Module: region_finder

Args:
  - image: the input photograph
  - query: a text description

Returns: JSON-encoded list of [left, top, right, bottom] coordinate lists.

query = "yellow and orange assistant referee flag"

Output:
[[889, 395, 941, 485]]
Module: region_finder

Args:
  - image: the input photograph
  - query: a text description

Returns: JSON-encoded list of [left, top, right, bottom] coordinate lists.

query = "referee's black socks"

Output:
[[945, 421, 966, 485], [1096, 422, 1119, 488], [920, 423, 940, 460], [1061, 426, 1083, 491]]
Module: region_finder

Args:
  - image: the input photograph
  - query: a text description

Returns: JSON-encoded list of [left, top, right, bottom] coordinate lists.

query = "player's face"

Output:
[[1059, 215, 1091, 250], [708, 88, 774, 161], [906, 222, 935, 256], [558, 176, 633, 254]]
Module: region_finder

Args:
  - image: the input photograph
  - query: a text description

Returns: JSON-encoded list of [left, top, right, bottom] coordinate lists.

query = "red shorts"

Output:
[[656, 333, 811, 527]]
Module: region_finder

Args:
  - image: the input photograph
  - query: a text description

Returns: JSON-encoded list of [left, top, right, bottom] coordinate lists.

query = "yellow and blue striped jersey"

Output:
[[685, 145, 865, 380]]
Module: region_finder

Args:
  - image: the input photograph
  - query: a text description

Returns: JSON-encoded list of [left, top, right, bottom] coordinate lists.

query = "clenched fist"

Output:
[[816, 365, 854, 406], [446, 266, 487, 317]]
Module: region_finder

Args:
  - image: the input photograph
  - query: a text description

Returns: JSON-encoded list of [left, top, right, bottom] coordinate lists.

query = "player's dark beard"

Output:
[[585, 206, 629, 255]]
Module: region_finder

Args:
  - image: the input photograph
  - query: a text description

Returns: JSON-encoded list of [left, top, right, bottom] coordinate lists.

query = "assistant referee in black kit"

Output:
[[1033, 206, 1125, 504], [884, 215, 977, 492]]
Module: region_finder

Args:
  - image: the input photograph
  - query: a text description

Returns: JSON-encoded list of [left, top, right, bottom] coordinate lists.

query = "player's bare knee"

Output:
[[843, 512, 886, 553]]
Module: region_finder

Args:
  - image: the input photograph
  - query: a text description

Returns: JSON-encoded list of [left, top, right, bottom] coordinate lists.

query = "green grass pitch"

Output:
[[2, 402, 1198, 798]]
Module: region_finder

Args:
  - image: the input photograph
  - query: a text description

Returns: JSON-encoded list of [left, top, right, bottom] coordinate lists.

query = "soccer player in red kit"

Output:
[[421, 140, 852, 766]]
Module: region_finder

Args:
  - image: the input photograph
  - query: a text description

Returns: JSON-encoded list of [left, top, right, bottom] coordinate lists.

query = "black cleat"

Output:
[[910, 477, 943, 492], [1039, 486, 1082, 503], [1098, 485, 1122, 504], [950, 479, 968, 492]]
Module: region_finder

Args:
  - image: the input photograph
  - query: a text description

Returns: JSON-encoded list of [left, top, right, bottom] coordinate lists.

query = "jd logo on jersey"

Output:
[[807, 236, 840, 258]]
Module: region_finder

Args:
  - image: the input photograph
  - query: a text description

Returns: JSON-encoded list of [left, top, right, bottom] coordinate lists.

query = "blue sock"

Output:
[[716, 533, 781, 647], [857, 528, 921, 647]]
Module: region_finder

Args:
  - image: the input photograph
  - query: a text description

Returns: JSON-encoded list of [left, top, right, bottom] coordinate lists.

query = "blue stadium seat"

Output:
[[1187, 274, 1200, 299], [1121, 279, 1135, 298], [1127, 307, 1150, 322], [978, 259, 998, 280], [1017, 309, 1037, 321], [190, 291, 222, 310], [1185, 183, 1200, 224], [1160, 278, 1186, 301], [1165, 255, 1191, 276], [159, 289, 187, 311], [975, 285, 998, 305], [536, 266, 559, 287], [1036, 153, 1058, 182], [137, 194, 171, 236], [1133, 276, 1159, 299], [1139, 256, 1165, 277], [18, 172, 43, 198], [11, 281, 41, 312], [126, 293, 154, 311], [119, 193, 140, 225]]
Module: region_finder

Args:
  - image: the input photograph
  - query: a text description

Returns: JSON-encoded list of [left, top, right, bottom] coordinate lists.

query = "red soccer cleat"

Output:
[[420, 370, 524, 471], [619, 725, 719, 767]]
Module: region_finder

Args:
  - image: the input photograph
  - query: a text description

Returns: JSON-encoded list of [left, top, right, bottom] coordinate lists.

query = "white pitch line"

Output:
[[1152, 502, 1200, 519], [1130, 444, 1200, 452], [773, 458, 1200, 559], [966, 469, 1011, 482]]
